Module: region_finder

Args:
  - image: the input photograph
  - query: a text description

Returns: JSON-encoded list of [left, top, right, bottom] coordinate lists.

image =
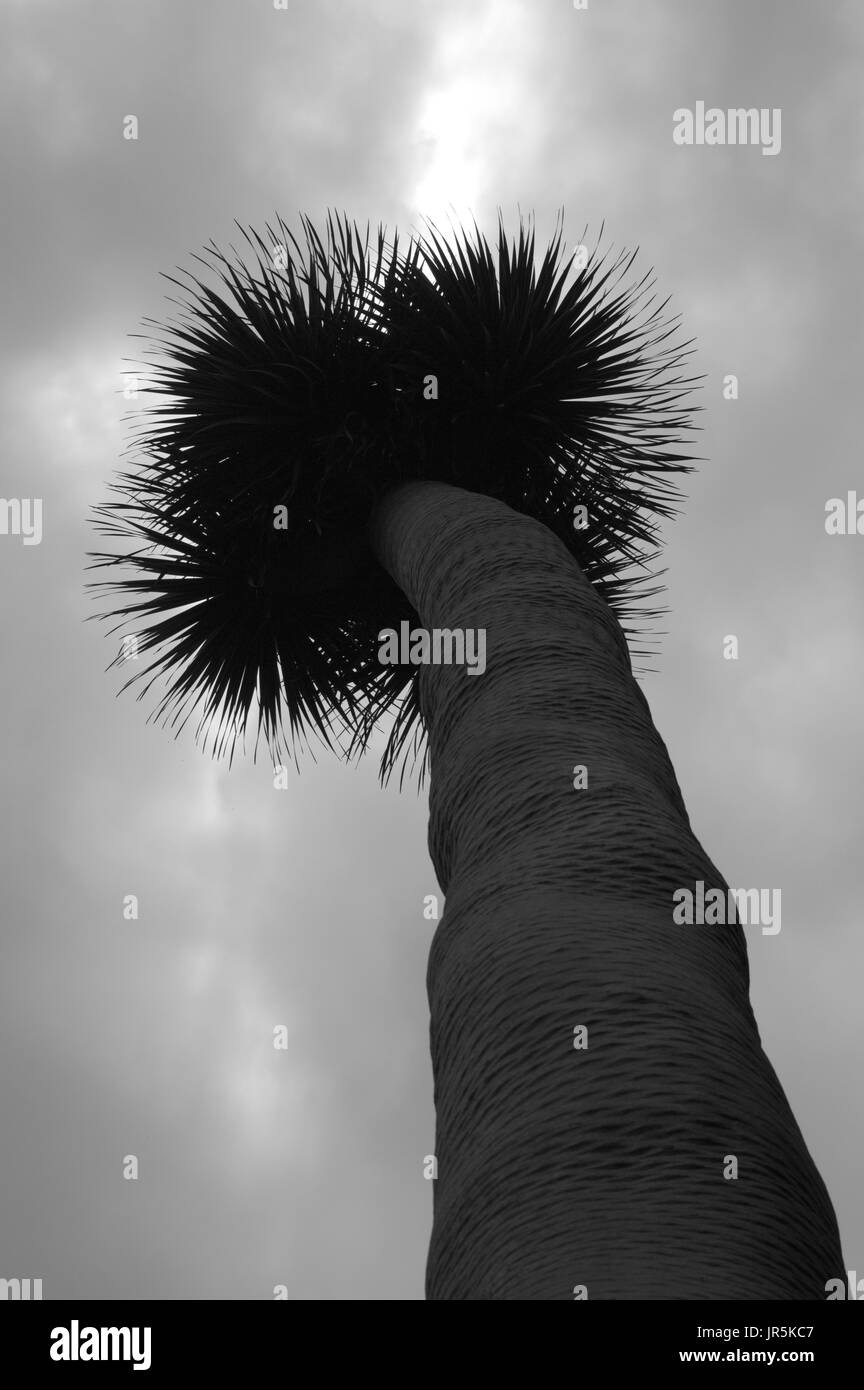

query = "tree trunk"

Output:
[[369, 481, 844, 1301]]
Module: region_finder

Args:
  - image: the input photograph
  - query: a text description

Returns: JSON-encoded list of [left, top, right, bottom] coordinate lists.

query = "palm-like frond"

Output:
[[88, 210, 701, 783]]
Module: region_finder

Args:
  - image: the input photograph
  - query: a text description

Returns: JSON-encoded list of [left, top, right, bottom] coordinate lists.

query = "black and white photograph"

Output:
[[1, 0, 861, 1359]]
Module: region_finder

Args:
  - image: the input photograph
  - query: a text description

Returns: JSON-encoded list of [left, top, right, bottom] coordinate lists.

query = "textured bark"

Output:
[[369, 481, 844, 1301]]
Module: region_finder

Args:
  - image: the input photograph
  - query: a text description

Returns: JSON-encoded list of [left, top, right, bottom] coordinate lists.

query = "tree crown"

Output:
[[89, 211, 700, 783]]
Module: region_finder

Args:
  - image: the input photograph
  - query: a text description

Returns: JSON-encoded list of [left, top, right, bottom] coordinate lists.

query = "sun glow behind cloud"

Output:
[[409, 0, 540, 225]]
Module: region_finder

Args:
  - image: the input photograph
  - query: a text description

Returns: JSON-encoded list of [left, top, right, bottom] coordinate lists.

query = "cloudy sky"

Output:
[[1, 0, 861, 1300]]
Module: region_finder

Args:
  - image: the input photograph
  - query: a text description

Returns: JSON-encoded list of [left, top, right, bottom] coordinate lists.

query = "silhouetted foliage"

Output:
[[89, 211, 701, 782]]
